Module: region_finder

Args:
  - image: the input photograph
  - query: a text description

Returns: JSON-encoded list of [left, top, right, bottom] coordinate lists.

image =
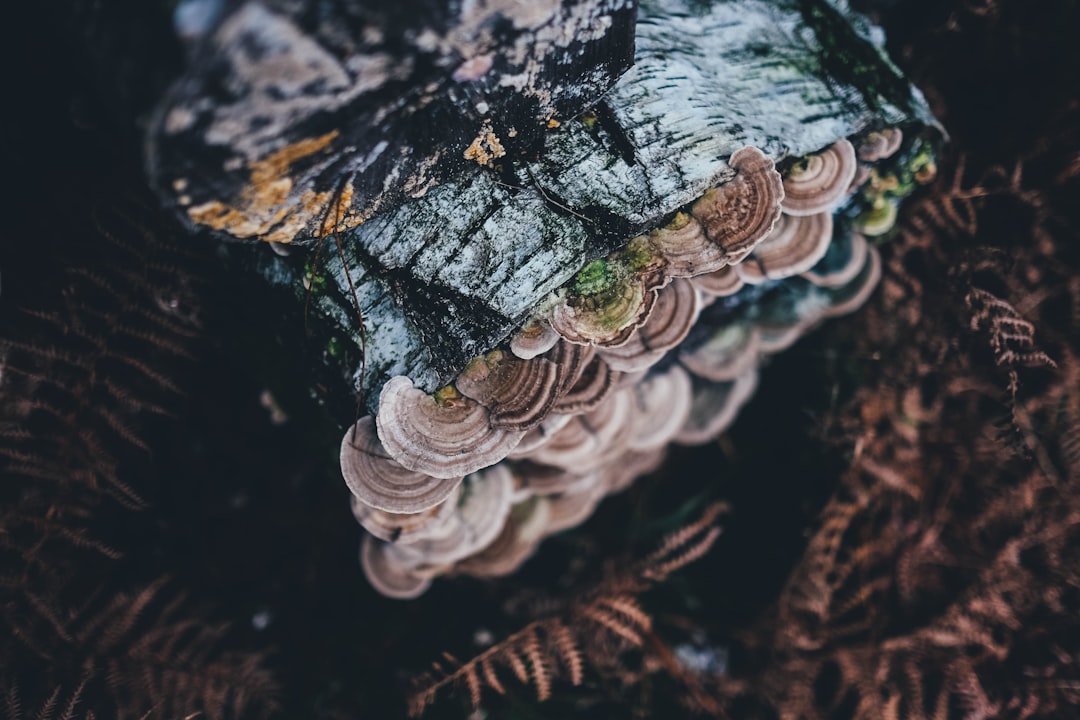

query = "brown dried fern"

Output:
[[406, 502, 728, 716]]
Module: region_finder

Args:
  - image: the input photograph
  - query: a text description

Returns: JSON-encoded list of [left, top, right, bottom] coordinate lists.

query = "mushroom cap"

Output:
[[550, 354, 620, 415], [802, 230, 869, 288], [754, 289, 833, 354], [822, 245, 882, 319], [690, 146, 785, 261], [673, 369, 759, 446], [550, 277, 662, 347], [349, 483, 461, 544], [509, 318, 561, 360], [678, 321, 762, 382], [515, 461, 602, 496], [376, 376, 524, 479], [604, 447, 668, 493], [507, 412, 574, 458], [361, 535, 433, 599], [598, 278, 701, 372], [341, 416, 464, 513], [737, 212, 834, 284], [544, 340, 596, 397], [857, 127, 904, 162], [627, 365, 694, 451], [383, 464, 516, 567], [781, 139, 858, 216], [543, 477, 609, 535], [647, 213, 720, 278], [455, 497, 552, 578], [455, 350, 561, 431], [854, 197, 898, 237], [690, 265, 745, 299], [528, 388, 636, 472]]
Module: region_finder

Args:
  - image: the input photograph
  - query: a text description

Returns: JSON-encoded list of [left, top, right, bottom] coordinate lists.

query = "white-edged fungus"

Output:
[[781, 139, 858, 216], [802, 231, 869, 288], [737, 212, 834, 284], [507, 412, 574, 458], [382, 465, 515, 568], [543, 478, 609, 535], [689, 146, 785, 264], [822, 245, 883, 319], [360, 535, 432, 600], [528, 388, 636, 472], [604, 447, 668, 493], [550, 278, 662, 347], [349, 484, 461, 544], [516, 462, 602, 497], [376, 376, 524, 479], [689, 265, 745, 299], [678, 322, 762, 382], [673, 369, 759, 446], [857, 127, 904, 162], [549, 354, 620, 415], [454, 350, 560, 431], [454, 497, 552, 577], [598, 278, 701, 372], [340, 416, 464, 513], [509, 317, 561, 359], [627, 365, 694, 451]]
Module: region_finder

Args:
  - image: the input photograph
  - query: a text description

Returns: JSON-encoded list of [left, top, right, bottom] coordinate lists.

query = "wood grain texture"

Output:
[[250, 0, 942, 413]]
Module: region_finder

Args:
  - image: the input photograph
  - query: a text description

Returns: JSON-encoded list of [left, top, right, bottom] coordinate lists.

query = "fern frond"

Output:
[[407, 503, 726, 716]]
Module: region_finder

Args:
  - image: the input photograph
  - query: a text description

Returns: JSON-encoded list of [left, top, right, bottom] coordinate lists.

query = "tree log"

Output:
[[233, 0, 942, 412]]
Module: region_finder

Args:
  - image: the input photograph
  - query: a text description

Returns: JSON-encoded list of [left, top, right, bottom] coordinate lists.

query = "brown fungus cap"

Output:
[[737, 212, 834, 284], [340, 416, 464, 513], [507, 412, 573, 458], [376, 376, 524, 479], [689, 146, 785, 262], [599, 278, 701, 372], [781, 139, 858, 217], [802, 231, 869, 288], [678, 322, 762, 383], [674, 369, 760, 446], [627, 365, 694, 451], [543, 478, 609, 535], [509, 318, 561, 360], [454, 497, 552, 578], [385, 465, 515, 567], [455, 350, 561, 431], [550, 354, 620, 415], [604, 447, 668, 493], [349, 485, 461, 545], [690, 265, 745, 298], [360, 535, 433, 599], [646, 213, 717, 278], [528, 388, 636, 472], [857, 127, 904, 162], [550, 278, 663, 348], [544, 340, 596, 398]]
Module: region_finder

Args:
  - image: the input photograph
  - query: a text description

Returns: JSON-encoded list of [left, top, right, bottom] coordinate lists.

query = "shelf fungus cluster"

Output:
[[346, 134, 924, 598], [147, 0, 944, 596]]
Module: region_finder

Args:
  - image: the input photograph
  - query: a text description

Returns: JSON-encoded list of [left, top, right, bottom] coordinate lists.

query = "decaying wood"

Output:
[[243, 0, 941, 412]]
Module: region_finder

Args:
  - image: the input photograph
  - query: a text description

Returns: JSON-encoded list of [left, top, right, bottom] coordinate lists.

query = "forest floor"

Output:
[[1, 0, 1078, 718]]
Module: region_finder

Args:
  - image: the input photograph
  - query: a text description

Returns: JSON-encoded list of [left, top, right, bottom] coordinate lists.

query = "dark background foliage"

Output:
[[1, 0, 1078, 717]]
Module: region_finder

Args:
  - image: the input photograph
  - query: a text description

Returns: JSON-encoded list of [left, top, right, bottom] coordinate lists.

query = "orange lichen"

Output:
[[185, 131, 343, 243], [464, 123, 507, 167]]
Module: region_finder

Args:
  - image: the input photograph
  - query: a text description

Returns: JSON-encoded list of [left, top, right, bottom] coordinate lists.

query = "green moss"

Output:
[[573, 259, 615, 296]]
